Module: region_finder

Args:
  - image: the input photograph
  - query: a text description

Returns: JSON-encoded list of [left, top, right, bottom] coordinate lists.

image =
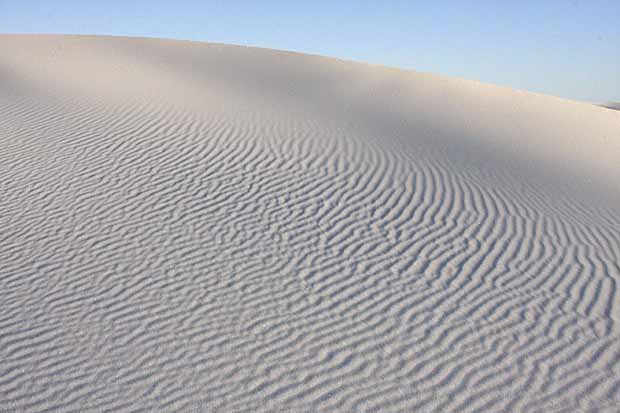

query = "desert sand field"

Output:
[[1, 35, 619, 412]]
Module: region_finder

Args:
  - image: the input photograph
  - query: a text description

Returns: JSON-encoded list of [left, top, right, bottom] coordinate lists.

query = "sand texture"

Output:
[[1, 35, 620, 412]]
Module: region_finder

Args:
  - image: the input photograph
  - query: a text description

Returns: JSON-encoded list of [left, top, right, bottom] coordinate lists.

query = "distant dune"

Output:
[[1, 34, 619, 413], [600, 102, 620, 111]]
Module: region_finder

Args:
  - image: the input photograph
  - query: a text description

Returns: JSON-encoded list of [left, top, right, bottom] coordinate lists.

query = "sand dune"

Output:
[[1, 34, 619, 412]]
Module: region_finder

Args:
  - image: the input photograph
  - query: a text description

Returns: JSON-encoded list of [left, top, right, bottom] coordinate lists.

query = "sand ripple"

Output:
[[1, 35, 619, 412]]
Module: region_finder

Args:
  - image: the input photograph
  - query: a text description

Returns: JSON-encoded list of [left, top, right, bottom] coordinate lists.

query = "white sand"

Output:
[[1, 34, 619, 412]]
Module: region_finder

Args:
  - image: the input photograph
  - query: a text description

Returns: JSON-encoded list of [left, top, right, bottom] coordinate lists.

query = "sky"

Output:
[[1, 1, 618, 103]]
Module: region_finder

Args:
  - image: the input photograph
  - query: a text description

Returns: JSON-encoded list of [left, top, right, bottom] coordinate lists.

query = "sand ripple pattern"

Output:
[[1, 35, 620, 412]]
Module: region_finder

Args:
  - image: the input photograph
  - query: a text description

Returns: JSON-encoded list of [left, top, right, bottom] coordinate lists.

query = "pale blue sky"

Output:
[[1, 1, 618, 102]]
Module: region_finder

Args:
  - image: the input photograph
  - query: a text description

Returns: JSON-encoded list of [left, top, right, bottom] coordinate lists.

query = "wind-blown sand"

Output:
[[1, 34, 619, 412]]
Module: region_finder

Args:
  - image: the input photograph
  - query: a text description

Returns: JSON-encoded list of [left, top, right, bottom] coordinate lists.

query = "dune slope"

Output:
[[601, 102, 620, 111], [1, 35, 620, 412]]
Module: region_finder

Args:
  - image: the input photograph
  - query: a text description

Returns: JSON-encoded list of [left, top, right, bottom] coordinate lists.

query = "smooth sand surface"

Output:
[[1, 34, 620, 412]]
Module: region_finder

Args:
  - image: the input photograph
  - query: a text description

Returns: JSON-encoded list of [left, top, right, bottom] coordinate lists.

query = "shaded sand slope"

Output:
[[1, 35, 620, 412], [600, 102, 620, 111]]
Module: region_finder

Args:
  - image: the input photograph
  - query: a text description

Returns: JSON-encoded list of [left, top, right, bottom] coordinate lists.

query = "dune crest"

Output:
[[1, 35, 619, 412]]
